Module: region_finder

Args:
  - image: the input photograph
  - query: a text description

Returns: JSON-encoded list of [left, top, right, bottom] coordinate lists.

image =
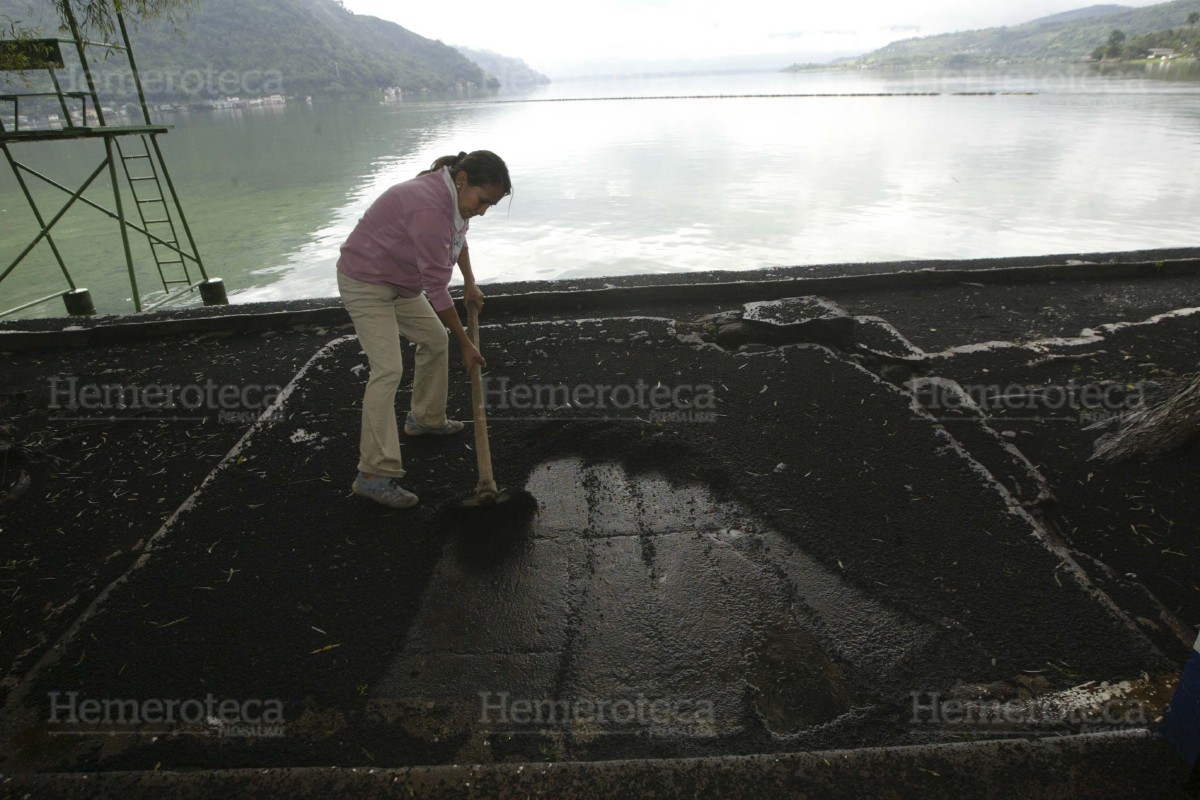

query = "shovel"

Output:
[[462, 302, 533, 513]]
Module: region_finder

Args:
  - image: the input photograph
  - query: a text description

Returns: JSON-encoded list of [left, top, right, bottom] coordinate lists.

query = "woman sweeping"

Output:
[[337, 150, 512, 508]]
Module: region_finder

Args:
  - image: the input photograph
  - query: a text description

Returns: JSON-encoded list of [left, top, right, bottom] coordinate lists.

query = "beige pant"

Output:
[[338, 271, 450, 478]]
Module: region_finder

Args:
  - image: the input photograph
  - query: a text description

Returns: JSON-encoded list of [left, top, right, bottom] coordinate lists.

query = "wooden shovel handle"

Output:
[[467, 304, 497, 494]]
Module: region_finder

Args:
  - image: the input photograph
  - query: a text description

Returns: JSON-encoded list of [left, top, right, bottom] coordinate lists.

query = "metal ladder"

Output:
[[114, 133, 194, 294]]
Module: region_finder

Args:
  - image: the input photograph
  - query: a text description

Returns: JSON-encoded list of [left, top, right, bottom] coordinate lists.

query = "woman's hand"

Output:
[[461, 341, 486, 373], [464, 283, 485, 312]]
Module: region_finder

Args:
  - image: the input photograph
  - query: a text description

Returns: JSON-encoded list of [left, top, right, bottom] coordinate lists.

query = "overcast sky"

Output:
[[340, 0, 1166, 76]]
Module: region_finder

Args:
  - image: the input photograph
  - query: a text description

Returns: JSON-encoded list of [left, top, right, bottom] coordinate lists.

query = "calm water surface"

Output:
[[2, 66, 1199, 316]]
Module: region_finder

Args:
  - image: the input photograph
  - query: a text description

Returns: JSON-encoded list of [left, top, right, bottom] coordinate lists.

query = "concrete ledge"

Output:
[[0, 307, 352, 352], [2, 257, 1199, 352], [486, 257, 1200, 316], [1, 731, 1190, 799]]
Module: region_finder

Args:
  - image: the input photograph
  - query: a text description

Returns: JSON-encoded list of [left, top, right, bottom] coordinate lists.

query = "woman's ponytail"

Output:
[[417, 150, 511, 196], [419, 151, 468, 176]]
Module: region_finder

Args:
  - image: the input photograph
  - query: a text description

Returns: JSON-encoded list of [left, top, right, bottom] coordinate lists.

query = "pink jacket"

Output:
[[336, 168, 467, 312]]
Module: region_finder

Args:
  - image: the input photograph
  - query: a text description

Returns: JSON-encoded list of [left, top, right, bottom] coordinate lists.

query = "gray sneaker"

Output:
[[404, 412, 465, 436], [351, 472, 419, 509]]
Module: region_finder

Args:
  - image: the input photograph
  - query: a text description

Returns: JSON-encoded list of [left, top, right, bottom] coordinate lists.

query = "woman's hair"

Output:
[[419, 150, 512, 196]]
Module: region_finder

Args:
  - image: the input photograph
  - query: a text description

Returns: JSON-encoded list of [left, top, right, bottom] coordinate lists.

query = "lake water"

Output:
[[3, 65, 1200, 317]]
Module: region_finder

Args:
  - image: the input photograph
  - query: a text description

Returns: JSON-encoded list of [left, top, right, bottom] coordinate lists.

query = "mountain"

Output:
[[1026, 5, 1131, 26], [0, 0, 491, 98], [454, 46, 550, 90], [846, 0, 1200, 67]]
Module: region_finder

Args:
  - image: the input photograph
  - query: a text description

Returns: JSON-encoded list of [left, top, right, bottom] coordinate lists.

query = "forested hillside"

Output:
[[846, 0, 1200, 66], [455, 46, 550, 89], [0, 0, 490, 98]]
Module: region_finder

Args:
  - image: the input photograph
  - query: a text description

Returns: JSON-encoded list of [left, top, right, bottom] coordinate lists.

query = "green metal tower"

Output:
[[0, 0, 226, 317]]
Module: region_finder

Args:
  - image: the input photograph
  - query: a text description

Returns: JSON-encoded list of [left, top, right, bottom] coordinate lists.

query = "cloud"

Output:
[[340, 0, 1171, 76], [769, 29, 865, 40]]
